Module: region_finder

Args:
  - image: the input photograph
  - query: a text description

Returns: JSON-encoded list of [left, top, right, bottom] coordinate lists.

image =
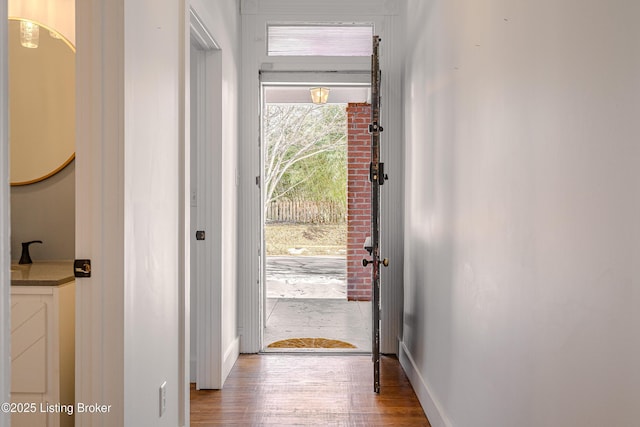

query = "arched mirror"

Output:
[[8, 17, 75, 186]]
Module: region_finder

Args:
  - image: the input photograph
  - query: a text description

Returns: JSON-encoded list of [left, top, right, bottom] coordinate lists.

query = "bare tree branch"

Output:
[[264, 104, 347, 208]]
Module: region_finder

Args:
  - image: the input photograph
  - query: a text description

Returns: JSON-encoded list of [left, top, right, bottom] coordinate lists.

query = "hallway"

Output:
[[190, 354, 430, 426], [2, 1, 639, 426]]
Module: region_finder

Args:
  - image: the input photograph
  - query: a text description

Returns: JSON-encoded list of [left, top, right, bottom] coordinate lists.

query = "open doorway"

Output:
[[8, 15, 76, 427], [261, 82, 372, 352]]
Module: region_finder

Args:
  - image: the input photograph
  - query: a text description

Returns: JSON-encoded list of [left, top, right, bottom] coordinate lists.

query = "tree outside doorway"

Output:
[[264, 104, 347, 260]]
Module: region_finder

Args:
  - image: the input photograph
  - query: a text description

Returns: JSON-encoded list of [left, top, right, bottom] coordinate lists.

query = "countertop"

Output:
[[11, 261, 75, 286]]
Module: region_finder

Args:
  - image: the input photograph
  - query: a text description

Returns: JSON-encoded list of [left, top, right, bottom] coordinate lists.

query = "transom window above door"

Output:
[[267, 24, 373, 56]]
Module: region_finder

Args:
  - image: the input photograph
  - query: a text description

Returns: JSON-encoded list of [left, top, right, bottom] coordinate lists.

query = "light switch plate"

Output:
[[159, 381, 166, 417]]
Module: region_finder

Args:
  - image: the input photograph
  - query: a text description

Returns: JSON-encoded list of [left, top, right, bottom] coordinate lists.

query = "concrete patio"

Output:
[[263, 256, 372, 352]]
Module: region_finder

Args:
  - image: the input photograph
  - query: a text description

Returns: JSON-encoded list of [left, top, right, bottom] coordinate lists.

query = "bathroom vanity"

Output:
[[11, 261, 75, 427]]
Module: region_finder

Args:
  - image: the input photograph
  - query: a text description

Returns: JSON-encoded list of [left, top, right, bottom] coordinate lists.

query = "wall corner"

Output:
[[240, 0, 259, 15]]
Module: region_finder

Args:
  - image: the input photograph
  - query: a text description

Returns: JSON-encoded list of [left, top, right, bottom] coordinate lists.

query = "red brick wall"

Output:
[[346, 103, 372, 301]]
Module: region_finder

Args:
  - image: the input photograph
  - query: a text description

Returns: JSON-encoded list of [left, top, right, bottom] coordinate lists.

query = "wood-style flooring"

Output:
[[191, 354, 430, 426]]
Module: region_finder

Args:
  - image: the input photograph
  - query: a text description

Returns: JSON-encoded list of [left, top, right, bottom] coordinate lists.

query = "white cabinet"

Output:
[[11, 282, 75, 427]]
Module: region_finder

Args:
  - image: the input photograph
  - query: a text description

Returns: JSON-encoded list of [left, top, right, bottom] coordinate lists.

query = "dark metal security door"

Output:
[[363, 35, 388, 393]]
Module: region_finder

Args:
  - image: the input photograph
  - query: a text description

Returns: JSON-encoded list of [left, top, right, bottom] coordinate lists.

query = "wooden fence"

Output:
[[266, 199, 346, 224]]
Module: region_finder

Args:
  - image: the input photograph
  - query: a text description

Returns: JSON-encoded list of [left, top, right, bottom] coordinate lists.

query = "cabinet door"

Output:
[[11, 299, 48, 427], [11, 300, 46, 393], [11, 394, 47, 427]]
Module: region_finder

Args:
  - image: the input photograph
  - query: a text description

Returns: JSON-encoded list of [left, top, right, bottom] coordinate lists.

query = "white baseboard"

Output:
[[399, 341, 452, 427], [222, 336, 240, 386]]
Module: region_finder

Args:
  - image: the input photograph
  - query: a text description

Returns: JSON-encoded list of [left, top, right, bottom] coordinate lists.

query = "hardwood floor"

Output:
[[191, 354, 430, 426]]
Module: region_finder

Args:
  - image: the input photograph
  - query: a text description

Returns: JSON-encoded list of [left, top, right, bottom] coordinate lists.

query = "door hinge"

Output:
[[255, 176, 261, 188]]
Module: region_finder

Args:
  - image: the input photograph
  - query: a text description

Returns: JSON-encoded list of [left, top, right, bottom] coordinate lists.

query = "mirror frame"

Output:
[[8, 17, 75, 186]]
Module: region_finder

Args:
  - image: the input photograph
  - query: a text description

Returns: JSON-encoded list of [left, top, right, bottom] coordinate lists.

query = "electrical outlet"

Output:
[[159, 381, 167, 417]]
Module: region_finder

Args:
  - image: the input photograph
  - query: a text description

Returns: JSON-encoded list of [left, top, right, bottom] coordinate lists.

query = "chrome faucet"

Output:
[[19, 240, 43, 264]]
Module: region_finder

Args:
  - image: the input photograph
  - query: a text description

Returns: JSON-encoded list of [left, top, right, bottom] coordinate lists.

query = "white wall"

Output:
[[217, 0, 241, 378], [0, 0, 11, 425], [122, 0, 183, 424], [76, 0, 186, 425], [401, 0, 640, 426], [11, 164, 75, 261]]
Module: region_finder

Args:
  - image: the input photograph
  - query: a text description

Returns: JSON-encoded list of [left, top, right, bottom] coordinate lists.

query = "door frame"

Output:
[[258, 71, 370, 351], [240, 10, 403, 355], [0, 1, 10, 423], [189, 7, 225, 389]]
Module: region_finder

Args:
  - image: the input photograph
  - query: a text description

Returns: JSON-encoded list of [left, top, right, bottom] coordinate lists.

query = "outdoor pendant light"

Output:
[[310, 87, 330, 104]]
